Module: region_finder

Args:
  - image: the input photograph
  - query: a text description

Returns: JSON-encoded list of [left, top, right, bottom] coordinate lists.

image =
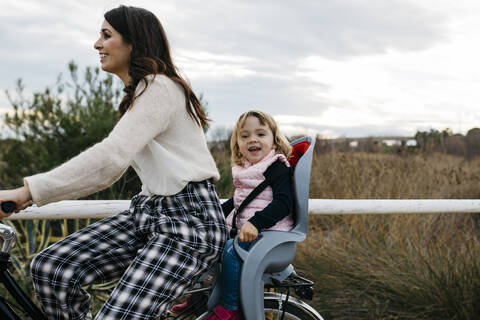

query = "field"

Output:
[[2, 150, 480, 319], [288, 151, 480, 319]]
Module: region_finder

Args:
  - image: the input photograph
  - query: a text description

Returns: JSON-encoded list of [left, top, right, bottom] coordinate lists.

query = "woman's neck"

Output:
[[117, 70, 132, 87]]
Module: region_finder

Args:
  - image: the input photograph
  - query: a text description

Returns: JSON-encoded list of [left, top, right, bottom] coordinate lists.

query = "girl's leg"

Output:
[[95, 232, 206, 320], [30, 210, 140, 320], [220, 239, 251, 310]]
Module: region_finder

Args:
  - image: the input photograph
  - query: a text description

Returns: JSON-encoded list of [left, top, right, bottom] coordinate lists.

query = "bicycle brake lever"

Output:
[[0, 223, 17, 254]]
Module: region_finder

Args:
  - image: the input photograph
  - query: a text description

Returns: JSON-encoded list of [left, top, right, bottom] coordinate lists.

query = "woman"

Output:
[[0, 5, 227, 320]]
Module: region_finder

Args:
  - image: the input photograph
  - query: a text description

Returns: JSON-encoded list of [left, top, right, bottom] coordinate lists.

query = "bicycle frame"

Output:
[[1, 221, 322, 320], [0, 223, 47, 320]]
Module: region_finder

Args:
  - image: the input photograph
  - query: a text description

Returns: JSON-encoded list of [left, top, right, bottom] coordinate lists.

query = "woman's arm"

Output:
[[24, 76, 179, 207]]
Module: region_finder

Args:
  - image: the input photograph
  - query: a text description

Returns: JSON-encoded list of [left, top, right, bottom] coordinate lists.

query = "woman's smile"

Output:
[[99, 53, 108, 63]]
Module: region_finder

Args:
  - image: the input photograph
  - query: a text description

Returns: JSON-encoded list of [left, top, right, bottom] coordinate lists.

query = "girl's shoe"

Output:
[[204, 305, 242, 320]]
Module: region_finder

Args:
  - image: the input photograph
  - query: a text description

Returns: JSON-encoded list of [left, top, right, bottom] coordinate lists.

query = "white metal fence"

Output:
[[5, 199, 480, 220]]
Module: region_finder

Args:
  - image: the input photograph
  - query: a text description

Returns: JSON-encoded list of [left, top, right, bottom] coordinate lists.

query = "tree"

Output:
[[414, 128, 452, 153], [466, 128, 480, 159]]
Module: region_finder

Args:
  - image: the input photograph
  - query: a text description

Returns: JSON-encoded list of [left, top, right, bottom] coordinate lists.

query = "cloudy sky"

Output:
[[1, 0, 480, 139]]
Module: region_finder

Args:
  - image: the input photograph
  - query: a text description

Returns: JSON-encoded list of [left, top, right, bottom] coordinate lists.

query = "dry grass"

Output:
[[3, 151, 479, 319], [282, 151, 480, 319], [309, 152, 480, 199]]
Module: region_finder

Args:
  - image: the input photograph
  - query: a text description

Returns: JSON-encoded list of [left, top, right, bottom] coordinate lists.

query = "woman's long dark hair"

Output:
[[106, 6, 209, 128]]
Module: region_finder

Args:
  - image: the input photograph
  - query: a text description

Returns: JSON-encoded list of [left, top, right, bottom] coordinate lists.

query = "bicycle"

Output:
[[1, 220, 323, 320], [1, 203, 47, 320], [0, 136, 324, 319]]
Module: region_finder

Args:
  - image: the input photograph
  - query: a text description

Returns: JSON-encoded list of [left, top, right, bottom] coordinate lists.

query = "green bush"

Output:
[[1, 61, 142, 198]]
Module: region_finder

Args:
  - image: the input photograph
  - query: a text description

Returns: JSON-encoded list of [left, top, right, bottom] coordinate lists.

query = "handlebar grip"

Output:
[[1, 201, 17, 213]]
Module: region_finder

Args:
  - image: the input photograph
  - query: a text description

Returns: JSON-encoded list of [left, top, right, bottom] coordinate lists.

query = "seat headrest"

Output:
[[289, 140, 310, 168]]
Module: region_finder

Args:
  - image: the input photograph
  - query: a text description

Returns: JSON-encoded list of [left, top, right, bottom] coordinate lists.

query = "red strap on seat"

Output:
[[289, 141, 310, 167]]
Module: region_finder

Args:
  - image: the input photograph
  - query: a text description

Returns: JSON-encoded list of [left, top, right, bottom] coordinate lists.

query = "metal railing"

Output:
[[5, 199, 480, 220]]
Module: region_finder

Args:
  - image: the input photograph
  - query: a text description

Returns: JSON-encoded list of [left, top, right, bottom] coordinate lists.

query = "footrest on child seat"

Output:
[[267, 272, 315, 300], [269, 272, 314, 288]]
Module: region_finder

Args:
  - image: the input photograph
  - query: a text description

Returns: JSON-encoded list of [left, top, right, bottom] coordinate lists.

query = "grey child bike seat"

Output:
[[208, 136, 316, 320]]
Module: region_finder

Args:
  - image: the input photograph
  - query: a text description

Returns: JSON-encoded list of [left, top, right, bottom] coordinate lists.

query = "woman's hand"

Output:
[[238, 221, 258, 242], [0, 186, 33, 220]]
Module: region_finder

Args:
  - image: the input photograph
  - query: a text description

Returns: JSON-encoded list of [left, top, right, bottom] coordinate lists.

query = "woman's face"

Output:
[[237, 116, 275, 164], [94, 20, 132, 84]]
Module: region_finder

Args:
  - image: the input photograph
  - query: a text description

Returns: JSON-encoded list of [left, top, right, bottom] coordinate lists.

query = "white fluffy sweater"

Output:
[[24, 74, 220, 207]]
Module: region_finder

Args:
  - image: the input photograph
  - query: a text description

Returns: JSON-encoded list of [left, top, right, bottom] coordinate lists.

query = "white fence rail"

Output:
[[5, 199, 480, 220]]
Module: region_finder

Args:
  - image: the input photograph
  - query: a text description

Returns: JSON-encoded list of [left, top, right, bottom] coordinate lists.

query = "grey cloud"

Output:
[[165, 0, 450, 130], [0, 0, 104, 91], [0, 0, 453, 138], [192, 74, 331, 126], [166, 0, 448, 61], [0, 0, 449, 88], [290, 122, 416, 138]]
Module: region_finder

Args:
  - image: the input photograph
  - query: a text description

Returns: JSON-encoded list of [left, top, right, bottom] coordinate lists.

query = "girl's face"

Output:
[[237, 116, 275, 164], [93, 20, 132, 85]]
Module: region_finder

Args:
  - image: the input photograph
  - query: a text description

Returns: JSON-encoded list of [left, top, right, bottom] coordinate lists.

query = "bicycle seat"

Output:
[[208, 136, 315, 320]]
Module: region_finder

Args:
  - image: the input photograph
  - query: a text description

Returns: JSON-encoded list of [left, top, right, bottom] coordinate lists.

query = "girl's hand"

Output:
[[0, 186, 33, 220], [238, 222, 258, 242]]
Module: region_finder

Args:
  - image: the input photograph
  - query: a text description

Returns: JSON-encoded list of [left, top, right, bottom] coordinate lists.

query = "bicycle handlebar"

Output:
[[1, 202, 17, 213]]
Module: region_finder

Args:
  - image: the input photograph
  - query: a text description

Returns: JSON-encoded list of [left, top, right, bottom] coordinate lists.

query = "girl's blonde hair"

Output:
[[230, 110, 292, 166]]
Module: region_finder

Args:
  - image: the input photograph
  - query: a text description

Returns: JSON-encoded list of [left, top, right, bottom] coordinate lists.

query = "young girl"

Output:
[[0, 6, 227, 320], [205, 110, 294, 320]]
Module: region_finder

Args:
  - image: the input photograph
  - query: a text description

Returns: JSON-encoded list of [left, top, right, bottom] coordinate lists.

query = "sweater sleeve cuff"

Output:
[[24, 174, 49, 207], [247, 216, 262, 232]]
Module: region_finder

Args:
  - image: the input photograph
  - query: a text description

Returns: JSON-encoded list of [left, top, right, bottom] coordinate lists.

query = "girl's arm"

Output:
[[247, 161, 293, 231]]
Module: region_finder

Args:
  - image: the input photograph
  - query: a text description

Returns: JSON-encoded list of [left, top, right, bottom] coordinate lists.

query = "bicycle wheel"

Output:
[[263, 293, 323, 320], [195, 293, 323, 320]]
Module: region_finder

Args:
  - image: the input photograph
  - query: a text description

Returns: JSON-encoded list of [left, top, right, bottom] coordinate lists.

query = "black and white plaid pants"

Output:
[[30, 179, 227, 320]]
